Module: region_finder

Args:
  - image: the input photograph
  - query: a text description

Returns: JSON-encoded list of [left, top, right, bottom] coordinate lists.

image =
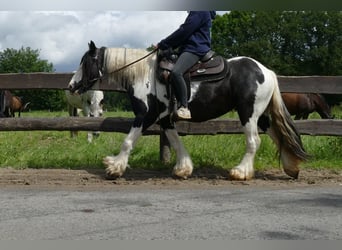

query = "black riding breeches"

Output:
[[170, 52, 200, 108]]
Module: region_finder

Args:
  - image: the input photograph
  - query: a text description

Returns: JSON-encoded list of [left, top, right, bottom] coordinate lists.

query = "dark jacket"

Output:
[[158, 11, 216, 57]]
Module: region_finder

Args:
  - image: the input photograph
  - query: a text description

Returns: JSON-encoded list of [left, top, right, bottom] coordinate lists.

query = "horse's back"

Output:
[[11, 96, 23, 110], [281, 93, 302, 115]]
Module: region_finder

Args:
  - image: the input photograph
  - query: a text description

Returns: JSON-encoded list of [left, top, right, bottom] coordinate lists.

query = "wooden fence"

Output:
[[0, 73, 341, 137], [1, 72, 341, 163]]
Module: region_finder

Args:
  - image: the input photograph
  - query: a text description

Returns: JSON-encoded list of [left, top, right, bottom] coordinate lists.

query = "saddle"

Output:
[[158, 50, 228, 84], [157, 50, 228, 104]]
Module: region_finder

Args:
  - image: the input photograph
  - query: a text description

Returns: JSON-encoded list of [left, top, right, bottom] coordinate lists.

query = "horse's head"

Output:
[[311, 93, 335, 119], [68, 41, 105, 94], [87, 91, 104, 118]]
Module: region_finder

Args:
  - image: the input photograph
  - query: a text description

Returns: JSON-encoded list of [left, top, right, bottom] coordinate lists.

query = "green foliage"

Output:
[[212, 11, 342, 75], [0, 47, 53, 73], [0, 46, 66, 111], [104, 92, 131, 111], [21, 90, 67, 111]]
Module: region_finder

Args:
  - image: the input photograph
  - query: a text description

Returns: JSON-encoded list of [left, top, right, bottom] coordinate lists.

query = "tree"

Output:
[[211, 11, 342, 76], [0, 47, 53, 73], [0, 47, 66, 111]]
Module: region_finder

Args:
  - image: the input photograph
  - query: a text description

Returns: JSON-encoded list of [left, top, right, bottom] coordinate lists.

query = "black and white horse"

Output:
[[65, 86, 104, 143], [68, 41, 308, 180]]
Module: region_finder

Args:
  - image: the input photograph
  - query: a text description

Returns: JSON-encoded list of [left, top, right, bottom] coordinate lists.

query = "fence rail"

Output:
[[0, 117, 341, 136], [1, 73, 342, 93]]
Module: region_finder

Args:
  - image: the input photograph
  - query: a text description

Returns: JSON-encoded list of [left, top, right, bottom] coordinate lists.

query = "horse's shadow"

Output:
[[85, 165, 292, 182], [83, 143, 292, 182]]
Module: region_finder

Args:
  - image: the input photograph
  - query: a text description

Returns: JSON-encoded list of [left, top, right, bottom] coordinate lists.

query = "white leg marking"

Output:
[[165, 129, 193, 179], [103, 127, 142, 177], [230, 72, 273, 180], [87, 132, 93, 143], [230, 118, 260, 180]]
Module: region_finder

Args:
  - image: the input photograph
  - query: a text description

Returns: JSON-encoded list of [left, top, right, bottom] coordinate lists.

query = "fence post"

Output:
[[159, 130, 171, 164]]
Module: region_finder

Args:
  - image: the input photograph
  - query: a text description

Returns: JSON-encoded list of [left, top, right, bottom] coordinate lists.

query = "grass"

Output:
[[0, 108, 341, 172]]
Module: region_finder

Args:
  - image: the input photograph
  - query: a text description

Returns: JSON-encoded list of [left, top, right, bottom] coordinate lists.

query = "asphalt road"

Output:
[[0, 186, 341, 239]]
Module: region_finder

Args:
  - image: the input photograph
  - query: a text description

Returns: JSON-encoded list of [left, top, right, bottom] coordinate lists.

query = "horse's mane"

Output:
[[104, 48, 156, 88]]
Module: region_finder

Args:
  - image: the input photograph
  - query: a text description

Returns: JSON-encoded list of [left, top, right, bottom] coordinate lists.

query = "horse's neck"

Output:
[[309, 93, 320, 105], [91, 81, 101, 90], [104, 48, 154, 73], [104, 48, 155, 89]]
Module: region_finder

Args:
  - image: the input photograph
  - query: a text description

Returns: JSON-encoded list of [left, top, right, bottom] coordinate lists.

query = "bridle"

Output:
[[71, 48, 158, 94], [70, 47, 105, 94]]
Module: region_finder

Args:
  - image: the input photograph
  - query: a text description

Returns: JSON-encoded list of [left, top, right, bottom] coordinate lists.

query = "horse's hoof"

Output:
[[105, 167, 124, 179], [105, 171, 120, 180], [283, 168, 299, 179], [172, 171, 189, 180], [172, 173, 189, 180], [172, 166, 192, 179], [103, 156, 125, 178], [229, 168, 254, 181]]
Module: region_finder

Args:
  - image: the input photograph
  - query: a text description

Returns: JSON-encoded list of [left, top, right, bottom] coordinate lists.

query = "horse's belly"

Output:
[[189, 99, 231, 122], [188, 82, 232, 121]]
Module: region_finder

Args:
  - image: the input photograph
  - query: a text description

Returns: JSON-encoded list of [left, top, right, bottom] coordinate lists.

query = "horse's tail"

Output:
[[268, 71, 309, 178]]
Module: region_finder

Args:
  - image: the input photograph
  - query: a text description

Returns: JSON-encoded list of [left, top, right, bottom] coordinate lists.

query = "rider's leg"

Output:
[[170, 52, 199, 119]]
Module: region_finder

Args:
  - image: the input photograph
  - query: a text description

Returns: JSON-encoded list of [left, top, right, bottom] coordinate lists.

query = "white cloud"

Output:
[[0, 11, 188, 72]]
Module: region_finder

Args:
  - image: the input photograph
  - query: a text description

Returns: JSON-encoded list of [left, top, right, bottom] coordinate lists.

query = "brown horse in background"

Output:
[[281, 93, 333, 120], [0, 90, 30, 117]]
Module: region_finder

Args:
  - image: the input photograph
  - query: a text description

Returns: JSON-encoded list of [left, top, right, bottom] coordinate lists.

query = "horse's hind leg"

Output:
[[161, 117, 193, 179], [230, 116, 260, 180], [229, 78, 272, 180]]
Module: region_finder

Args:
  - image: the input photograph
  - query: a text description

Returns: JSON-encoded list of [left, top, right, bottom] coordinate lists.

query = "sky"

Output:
[[0, 1, 337, 72], [0, 11, 192, 72]]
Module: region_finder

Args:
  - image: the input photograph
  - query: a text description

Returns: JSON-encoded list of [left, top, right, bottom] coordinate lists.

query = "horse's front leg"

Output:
[[230, 118, 260, 180], [164, 128, 193, 179], [104, 126, 142, 178]]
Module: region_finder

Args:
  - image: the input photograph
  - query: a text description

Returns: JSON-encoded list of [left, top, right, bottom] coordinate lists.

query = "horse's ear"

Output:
[[88, 40, 96, 53]]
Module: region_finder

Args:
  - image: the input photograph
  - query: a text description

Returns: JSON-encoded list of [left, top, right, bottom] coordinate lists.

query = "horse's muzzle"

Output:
[[69, 81, 84, 94]]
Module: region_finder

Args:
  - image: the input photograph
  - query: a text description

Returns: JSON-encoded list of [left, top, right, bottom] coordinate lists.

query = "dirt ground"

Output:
[[0, 167, 341, 190]]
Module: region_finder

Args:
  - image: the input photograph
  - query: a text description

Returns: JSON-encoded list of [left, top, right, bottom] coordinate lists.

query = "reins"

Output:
[[107, 48, 158, 74]]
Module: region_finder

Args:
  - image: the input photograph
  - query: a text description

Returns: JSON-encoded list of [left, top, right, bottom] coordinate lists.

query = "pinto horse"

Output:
[[65, 89, 104, 142], [281, 93, 333, 120], [68, 41, 308, 181]]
